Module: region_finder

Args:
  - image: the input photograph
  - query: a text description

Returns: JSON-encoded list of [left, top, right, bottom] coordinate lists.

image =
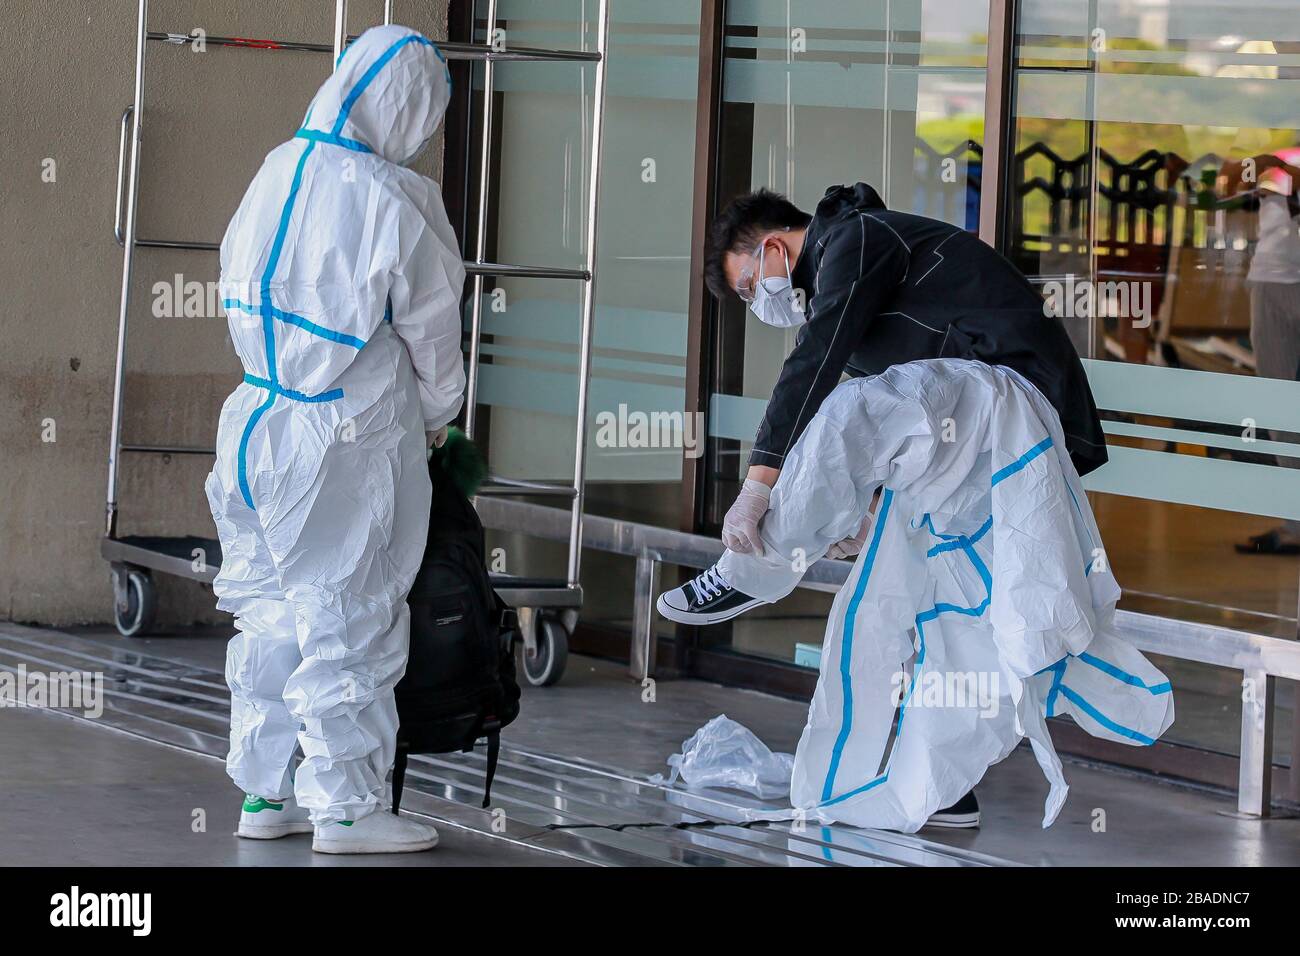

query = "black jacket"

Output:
[[750, 183, 1108, 476]]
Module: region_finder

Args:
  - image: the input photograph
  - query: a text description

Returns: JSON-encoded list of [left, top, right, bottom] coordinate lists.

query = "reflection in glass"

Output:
[[468, 1, 701, 635], [1010, 1, 1300, 760]]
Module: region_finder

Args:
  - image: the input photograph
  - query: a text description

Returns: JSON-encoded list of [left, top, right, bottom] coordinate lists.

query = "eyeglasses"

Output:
[[733, 230, 788, 303], [735, 253, 761, 303]]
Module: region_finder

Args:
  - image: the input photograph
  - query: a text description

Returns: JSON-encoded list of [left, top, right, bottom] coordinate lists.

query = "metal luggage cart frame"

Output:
[[103, 0, 611, 687]]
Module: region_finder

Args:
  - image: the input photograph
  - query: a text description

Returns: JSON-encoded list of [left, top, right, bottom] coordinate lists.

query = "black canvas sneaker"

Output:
[[925, 790, 980, 829], [656, 564, 764, 625]]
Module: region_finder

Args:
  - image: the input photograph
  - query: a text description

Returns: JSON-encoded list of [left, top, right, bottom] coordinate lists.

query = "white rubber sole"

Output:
[[923, 812, 980, 830], [655, 592, 764, 626], [236, 821, 314, 840], [312, 831, 439, 854]]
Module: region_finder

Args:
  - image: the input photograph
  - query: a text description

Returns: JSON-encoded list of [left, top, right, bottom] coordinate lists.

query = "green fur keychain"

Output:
[[429, 427, 488, 498]]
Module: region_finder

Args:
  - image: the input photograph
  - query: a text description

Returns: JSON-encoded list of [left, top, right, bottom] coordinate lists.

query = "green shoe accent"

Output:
[[242, 795, 285, 814], [338, 820, 353, 827]]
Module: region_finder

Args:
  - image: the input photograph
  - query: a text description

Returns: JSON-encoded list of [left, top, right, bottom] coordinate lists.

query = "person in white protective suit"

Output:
[[205, 25, 464, 854], [659, 359, 1174, 833]]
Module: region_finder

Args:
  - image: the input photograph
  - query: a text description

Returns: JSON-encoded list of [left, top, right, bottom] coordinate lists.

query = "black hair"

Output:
[[704, 188, 812, 301]]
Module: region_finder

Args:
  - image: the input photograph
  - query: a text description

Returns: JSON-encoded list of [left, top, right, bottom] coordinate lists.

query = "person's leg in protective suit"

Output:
[[208, 455, 309, 839]]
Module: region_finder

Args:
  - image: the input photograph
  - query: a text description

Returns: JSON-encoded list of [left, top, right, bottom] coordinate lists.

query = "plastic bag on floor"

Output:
[[653, 715, 794, 800]]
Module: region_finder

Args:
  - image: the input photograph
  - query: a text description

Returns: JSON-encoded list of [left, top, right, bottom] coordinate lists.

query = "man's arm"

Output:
[[388, 185, 468, 432], [747, 212, 910, 484], [719, 410, 887, 602]]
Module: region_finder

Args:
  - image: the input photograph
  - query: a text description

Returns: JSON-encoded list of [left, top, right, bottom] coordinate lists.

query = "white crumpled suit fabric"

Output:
[[717, 359, 1174, 832], [205, 25, 465, 824]]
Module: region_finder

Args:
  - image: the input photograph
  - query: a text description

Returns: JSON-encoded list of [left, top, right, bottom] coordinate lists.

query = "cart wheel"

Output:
[[114, 568, 157, 638], [522, 613, 568, 688]]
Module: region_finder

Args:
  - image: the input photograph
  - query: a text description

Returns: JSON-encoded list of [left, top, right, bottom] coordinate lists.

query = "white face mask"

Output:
[[749, 242, 806, 329]]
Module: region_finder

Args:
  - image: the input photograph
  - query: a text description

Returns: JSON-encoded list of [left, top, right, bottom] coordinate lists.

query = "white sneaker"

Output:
[[237, 794, 314, 840], [312, 809, 440, 855]]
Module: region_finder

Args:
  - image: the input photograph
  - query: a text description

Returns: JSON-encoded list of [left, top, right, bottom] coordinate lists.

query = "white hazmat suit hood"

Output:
[[302, 26, 451, 166], [207, 25, 465, 826]]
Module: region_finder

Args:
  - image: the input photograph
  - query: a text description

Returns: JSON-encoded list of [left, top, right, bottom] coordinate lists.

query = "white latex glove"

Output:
[[722, 479, 772, 555], [426, 425, 449, 449], [826, 516, 872, 560]]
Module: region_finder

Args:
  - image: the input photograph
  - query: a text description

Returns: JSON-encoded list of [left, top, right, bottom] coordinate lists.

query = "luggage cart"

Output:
[[103, 0, 611, 688]]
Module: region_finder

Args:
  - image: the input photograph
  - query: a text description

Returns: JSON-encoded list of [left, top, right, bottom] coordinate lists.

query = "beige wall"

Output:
[[1, 0, 450, 626]]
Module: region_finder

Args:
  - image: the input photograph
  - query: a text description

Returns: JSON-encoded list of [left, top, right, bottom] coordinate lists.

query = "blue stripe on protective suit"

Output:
[[924, 515, 991, 556], [992, 435, 1167, 741], [1056, 685, 1158, 744], [234, 134, 318, 510], [236, 393, 277, 511], [991, 435, 1052, 485], [294, 128, 373, 153], [223, 299, 367, 349], [337, 32, 449, 86], [821, 488, 895, 803], [822, 571, 991, 809], [243, 374, 344, 404], [235, 376, 343, 509], [987, 435, 1171, 740], [333, 35, 435, 135], [1078, 652, 1173, 694]]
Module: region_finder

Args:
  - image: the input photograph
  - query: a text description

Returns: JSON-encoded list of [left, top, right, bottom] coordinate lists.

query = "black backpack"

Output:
[[393, 430, 520, 812]]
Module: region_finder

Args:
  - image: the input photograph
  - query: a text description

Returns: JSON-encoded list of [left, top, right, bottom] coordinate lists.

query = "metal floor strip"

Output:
[[0, 627, 230, 691], [432, 746, 1013, 867], [0, 625, 1014, 867]]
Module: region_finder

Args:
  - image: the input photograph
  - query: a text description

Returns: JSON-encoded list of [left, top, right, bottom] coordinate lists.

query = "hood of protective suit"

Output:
[[788, 181, 888, 296], [301, 24, 450, 165], [813, 181, 887, 219]]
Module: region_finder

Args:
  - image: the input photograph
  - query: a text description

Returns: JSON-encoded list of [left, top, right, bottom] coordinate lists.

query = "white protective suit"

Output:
[[717, 359, 1174, 832], [205, 25, 465, 825]]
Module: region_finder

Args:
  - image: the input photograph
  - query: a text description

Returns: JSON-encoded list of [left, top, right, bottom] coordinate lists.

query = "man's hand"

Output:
[[722, 479, 772, 555], [826, 516, 871, 560]]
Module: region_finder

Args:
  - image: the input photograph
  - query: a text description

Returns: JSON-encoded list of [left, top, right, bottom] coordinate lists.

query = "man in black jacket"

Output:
[[715, 183, 1104, 556], [658, 184, 1106, 623], [656, 184, 1107, 831]]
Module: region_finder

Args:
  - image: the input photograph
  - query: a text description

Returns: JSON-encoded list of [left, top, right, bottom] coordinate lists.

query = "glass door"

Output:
[[1006, 0, 1300, 764], [698, 0, 993, 670]]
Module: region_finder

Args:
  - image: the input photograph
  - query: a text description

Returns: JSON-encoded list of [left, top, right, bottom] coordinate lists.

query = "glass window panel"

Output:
[[1007, 0, 1300, 763], [469, 0, 700, 631]]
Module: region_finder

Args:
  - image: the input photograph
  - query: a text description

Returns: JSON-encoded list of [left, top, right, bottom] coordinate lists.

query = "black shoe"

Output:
[[925, 790, 980, 829], [656, 565, 763, 625]]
